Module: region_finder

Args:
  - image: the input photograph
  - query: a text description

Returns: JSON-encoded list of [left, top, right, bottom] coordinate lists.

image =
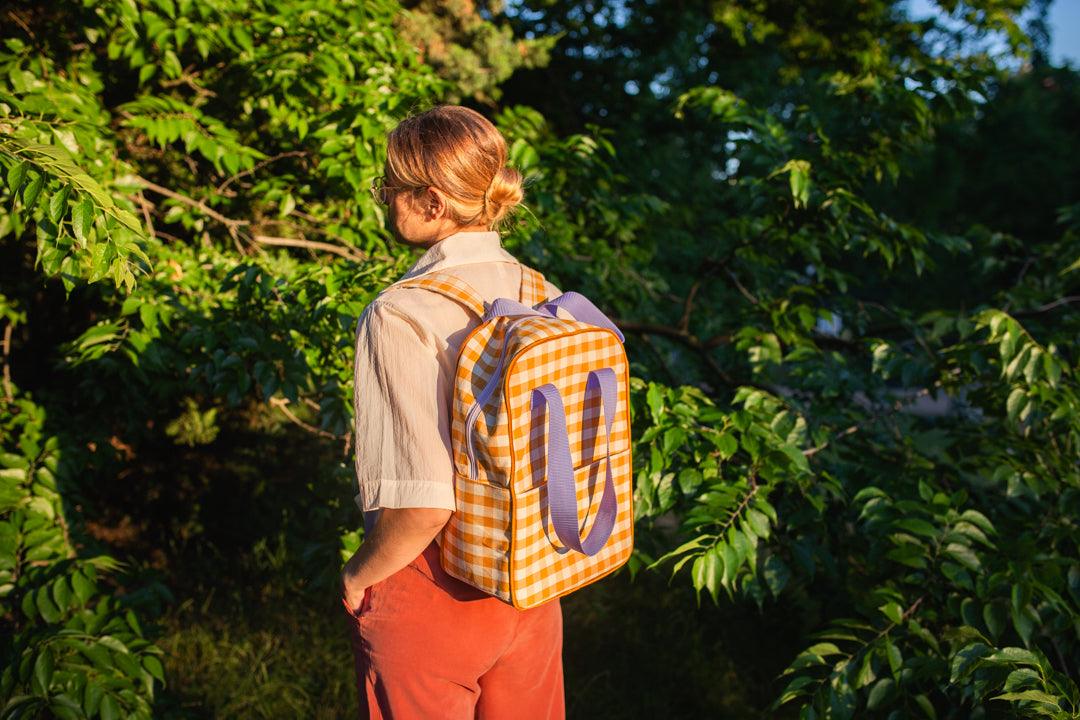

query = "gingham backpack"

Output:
[[394, 265, 634, 609]]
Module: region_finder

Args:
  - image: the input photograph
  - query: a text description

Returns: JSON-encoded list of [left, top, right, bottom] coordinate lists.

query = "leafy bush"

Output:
[[1, 390, 165, 719], [2, 0, 1078, 717]]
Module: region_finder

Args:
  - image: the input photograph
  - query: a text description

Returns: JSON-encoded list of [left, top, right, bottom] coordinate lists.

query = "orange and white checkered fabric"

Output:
[[394, 267, 634, 608]]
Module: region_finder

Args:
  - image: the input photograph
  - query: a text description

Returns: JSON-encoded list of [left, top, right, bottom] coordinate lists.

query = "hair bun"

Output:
[[485, 167, 524, 218]]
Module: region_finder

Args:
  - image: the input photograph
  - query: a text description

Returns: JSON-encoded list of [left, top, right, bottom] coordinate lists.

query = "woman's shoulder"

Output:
[[355, 293, 431, 342]]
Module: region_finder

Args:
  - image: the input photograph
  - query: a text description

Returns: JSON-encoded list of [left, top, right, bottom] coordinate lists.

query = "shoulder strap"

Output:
[[519, 265, 547, 307], [392, 271, 486, 317]]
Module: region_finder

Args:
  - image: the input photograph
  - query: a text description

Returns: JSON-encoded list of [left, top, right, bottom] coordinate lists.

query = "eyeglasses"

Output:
[[369, 176, 408, 205]]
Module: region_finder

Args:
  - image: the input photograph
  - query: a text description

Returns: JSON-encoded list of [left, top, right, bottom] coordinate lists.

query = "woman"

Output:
[[340, 105, 565, 719]]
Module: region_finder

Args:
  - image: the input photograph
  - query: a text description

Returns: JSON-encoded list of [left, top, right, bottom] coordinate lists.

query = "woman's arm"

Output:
[[340, 507, 451, 612]]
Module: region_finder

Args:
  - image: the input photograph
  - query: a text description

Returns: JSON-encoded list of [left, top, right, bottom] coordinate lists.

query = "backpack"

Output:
[[394, 265, 634, 609]]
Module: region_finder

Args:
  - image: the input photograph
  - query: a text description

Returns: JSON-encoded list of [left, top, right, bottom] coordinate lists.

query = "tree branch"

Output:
[[1023, 295, 1080, 314], [136, 176, 248, 238], [269, 397, 344, 440], [722, 266, 759, 305], [1, 321, 13, 404], [678, 280, 701, 333], [136, 178, 366, 262], [615, 318, 738, 386], [135, 190, 154, 239], [216, 150, 307, 194], [803, 424, 860, 457], [253, 235, 367, 262]]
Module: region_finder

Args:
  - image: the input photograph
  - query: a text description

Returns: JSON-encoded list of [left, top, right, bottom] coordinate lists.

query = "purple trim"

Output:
[[539, 292, 625, 343], [530, 369, 619, 556], [482, 297, 545, 323]]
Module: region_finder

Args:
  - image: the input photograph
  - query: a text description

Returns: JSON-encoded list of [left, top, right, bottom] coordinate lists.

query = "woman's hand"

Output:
[[339, 507, 451, 615], [340, 559, 367, 615]]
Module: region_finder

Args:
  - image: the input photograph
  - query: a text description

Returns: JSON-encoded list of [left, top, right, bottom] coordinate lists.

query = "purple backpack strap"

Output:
[[530, 368, 619, 556], [539, 292, 625, 342]]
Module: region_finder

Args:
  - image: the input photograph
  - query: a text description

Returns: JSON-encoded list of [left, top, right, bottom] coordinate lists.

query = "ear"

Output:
[[425, 187, 448, 220]]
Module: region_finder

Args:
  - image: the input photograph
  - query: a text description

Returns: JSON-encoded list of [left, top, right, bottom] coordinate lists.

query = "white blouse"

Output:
[[352, 230, 561, 534]]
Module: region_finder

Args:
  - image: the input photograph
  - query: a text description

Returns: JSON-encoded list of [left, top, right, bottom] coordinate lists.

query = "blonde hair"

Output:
[[385, 104, 525, 232]]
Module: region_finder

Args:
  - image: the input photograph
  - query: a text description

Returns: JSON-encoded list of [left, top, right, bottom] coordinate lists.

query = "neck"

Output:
[[420, 224, 494, 249]]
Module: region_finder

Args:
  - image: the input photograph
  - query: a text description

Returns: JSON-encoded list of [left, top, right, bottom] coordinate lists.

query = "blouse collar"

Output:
[[397, 230, 519, 281]]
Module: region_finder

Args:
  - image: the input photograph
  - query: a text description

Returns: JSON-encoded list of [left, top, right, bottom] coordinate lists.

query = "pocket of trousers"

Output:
[[344, 585, 373, 621]]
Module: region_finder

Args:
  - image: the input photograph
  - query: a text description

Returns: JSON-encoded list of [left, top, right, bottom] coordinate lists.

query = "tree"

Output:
[[2, 0, 1078, 717]]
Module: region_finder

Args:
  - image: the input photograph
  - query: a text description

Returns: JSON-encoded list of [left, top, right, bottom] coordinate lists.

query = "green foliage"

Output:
[[395, 0, 559, 105], [2, 0, 1079, 716], [164, 398, 220, 447], [1, 390, 165, 719]]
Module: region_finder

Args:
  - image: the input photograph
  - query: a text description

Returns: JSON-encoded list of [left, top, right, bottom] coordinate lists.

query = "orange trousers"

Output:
[[342, 540, 565, 719]]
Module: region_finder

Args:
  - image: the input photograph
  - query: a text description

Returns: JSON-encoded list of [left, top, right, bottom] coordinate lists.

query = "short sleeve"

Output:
[[542, 278, 562, 300], [352, 300, 456, 513]]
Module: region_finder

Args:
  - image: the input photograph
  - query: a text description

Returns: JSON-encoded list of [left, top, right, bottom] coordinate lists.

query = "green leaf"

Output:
[[646, 536, 708, 570], [233, 25, 254, 53], [983, 602, 1007, 641], [48, 185, 71, 224], [112, 207, 144, 234], [885, 641, 902, 677], [787, 159, 811, 208], [990, 689, 1061, 705], [746, 508, 770, 538], [98, 635, 129, 654], [776, 675, 816, 705], [879, 601, 904, 625], [1006, 387, 1026, 421], [720, 541, 738, 593], [35, 586, 60, 623], [51, 576, 71, 611], [691, 547, 722, 603], [943, 543, 981, 572], [47, 695, 82, 720], [72, 195, 94, 247], [951, 643, 991, 683], [762, 554, 790, 597], [23, 172, 44, 207], [914, 694, 936, 719], [138, 63, 157, 86], [662, 427, 686, 456], [7, 161, 28, 193], [645, 383, 663, 423], [715, 432, 738, 459], [71, 569, 95, 604], [867, 678, 894, 710], [959, 509, 995, 535], [142, 654, 165, 682], [656, 472, 675, 512], [1004, 668, 1041, 692], [987, 647, 1040, 666], [677, 468, 702, 495], [1011, 603, 1035, 646], [780, 443, 810, 473], [99, 693, 120, 720], [854, 651, 876, 689], [21, 588, 37, 619], [84, 681, 104, 716], [33, 650, 54, 694], [805, 642, 842, 657], [894, 518, 937, 538]]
